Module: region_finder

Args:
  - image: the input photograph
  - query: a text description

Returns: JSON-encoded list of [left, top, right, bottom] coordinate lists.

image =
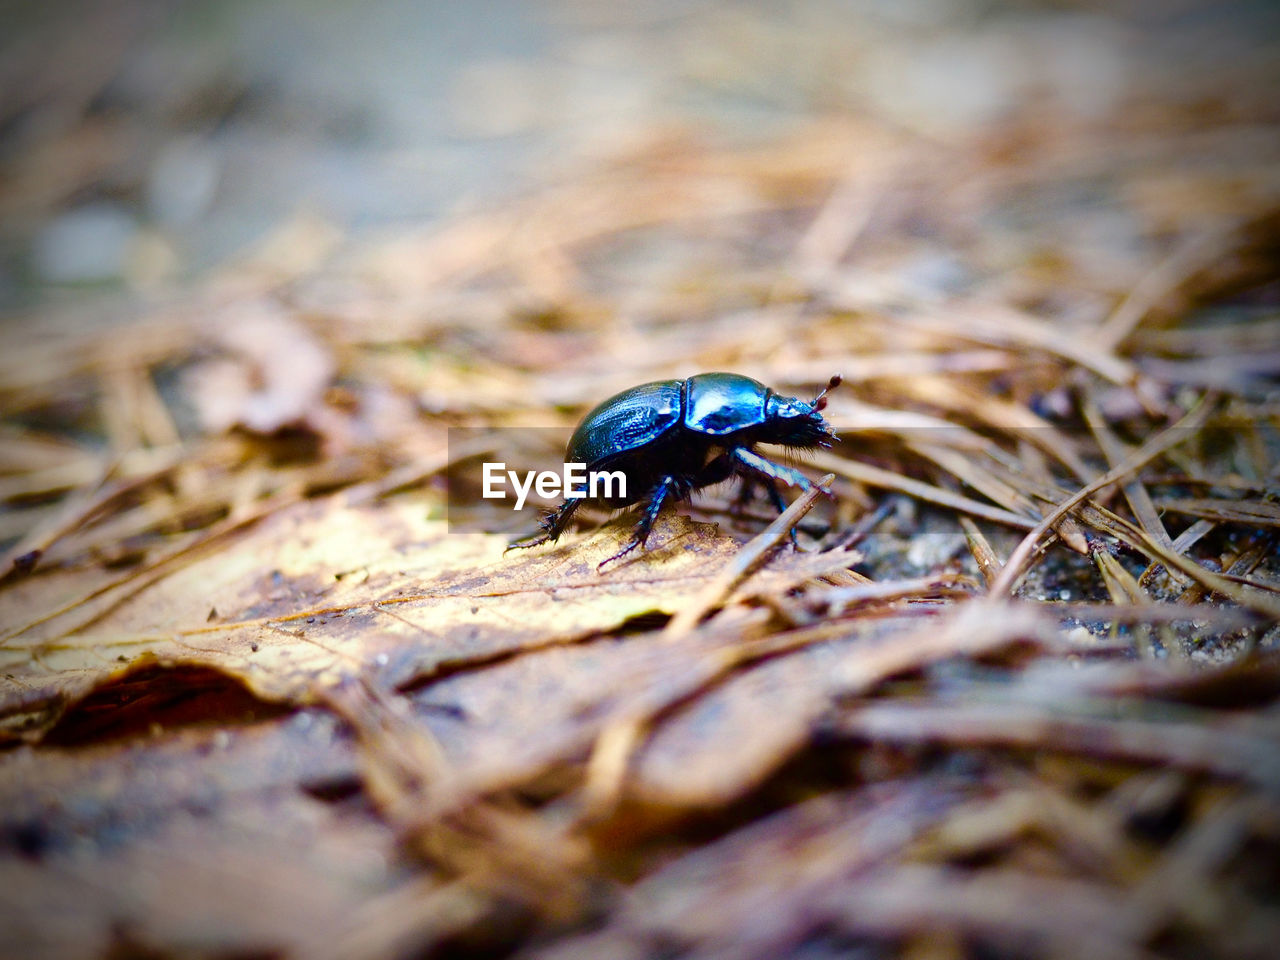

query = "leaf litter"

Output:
[[2, 3, 1280, 959]]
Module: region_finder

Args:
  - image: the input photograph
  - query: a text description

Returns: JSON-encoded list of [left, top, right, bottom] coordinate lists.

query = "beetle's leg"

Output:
[[761, 478, 798, 545], [506, 498, 581, 552], [701, 451, 786, 522], [691, 452, 747, 511], [730, 447, 828, 545], [729, 474, 789, 520], [693, 454, 761, 518], [543, 497, 584, 539], [730, 475, 758, 514], [728, 449, 793, 539], [730, 447, 824, 494], [599, 476, 677, 570], [760, 477, 789, 514]]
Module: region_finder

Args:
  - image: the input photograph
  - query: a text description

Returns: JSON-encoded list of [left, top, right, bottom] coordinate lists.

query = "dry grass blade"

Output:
[[664, 475, 832, 636], [1082, 388, 1177, 555], [909, 440, 1041, 518], [989, 395, 1214, 600], [1094, 229, 1236, 351], [837, 700, 1280, 791], [1094, 549, 1156, 657], [1140, 516, 1217, 587], [895, 304, 1140, 390], [961, 516, 1003, 589], [1119, 793, 1268, 940], [1, 486, 304, 645], [811, 451, 1037, 530], [817, 573, 976, 615], [1154, 498, 1280, 527], [822, 865, 1154, 960], [0, 454, 119, 579], [891, 375, 1095, 481], [1098, 510, 1280, 620], [305, 878, 487, 960], [320, 678, 592, 917]]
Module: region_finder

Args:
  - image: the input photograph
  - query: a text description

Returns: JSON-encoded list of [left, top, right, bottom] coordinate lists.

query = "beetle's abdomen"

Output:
[[683, 372, 769, 435], [567, 380, 683, 465]]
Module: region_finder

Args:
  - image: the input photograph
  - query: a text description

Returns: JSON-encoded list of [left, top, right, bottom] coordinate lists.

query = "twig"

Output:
[[663, 476, 833, 636], [988, 396, 1213, 600]]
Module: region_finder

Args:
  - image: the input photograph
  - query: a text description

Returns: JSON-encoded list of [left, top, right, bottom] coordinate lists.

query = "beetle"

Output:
[[509, 372, 841, 568]]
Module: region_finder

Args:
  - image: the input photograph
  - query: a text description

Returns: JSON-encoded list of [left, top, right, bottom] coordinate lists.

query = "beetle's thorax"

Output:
[[681, 372, 770, 436]]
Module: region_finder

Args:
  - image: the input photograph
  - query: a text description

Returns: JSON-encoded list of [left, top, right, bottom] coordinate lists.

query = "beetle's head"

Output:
[[763, 375, 841, 448]]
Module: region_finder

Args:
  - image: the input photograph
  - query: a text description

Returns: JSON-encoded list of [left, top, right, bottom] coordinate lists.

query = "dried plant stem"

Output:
[[664, 476, 833, 636], [988, 396, 1212, 600]]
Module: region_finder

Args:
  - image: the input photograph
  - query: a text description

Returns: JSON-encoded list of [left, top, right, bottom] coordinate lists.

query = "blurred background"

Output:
[[4, 0, 1276, 311], [4, 5, 1280, 959]]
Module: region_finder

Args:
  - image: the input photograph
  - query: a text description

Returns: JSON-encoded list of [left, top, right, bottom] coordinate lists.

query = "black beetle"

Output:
[[509, 372, 841, 568]]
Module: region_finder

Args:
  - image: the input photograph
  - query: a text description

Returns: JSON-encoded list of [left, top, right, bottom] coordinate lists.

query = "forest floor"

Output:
[[2, 2, 1279, 958]]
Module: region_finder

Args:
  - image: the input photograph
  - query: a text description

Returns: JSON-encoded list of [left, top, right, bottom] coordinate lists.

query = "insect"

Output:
[[509, 372, 841, 568]]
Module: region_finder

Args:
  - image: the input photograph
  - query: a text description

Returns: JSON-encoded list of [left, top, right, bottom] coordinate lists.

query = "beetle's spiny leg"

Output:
[[692, 453, 749, 513], [731, 448, 824, 546], [598, 475, 676, 570], [504, 532, 548, 552], [761, 476, 788, 514], [547, 498, 584, 538], [730, 475, 758, 514], [742, 451, 795, 538], [506, 499, 581, 552], [734, 468, 794, 542], [763, 479, 801, 546], [730, 447, 826, 494], [727, 473, 787, 518]]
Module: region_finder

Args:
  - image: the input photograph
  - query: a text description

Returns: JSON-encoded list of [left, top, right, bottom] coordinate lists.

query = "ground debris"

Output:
[[2, 2, 1279, 958]]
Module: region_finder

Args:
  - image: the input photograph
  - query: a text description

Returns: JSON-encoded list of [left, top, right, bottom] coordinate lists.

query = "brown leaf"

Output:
[[0, 496, 744, 741]]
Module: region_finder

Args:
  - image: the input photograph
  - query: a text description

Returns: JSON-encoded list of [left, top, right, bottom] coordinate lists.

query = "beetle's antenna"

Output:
[[812, 374, 842, 412]]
